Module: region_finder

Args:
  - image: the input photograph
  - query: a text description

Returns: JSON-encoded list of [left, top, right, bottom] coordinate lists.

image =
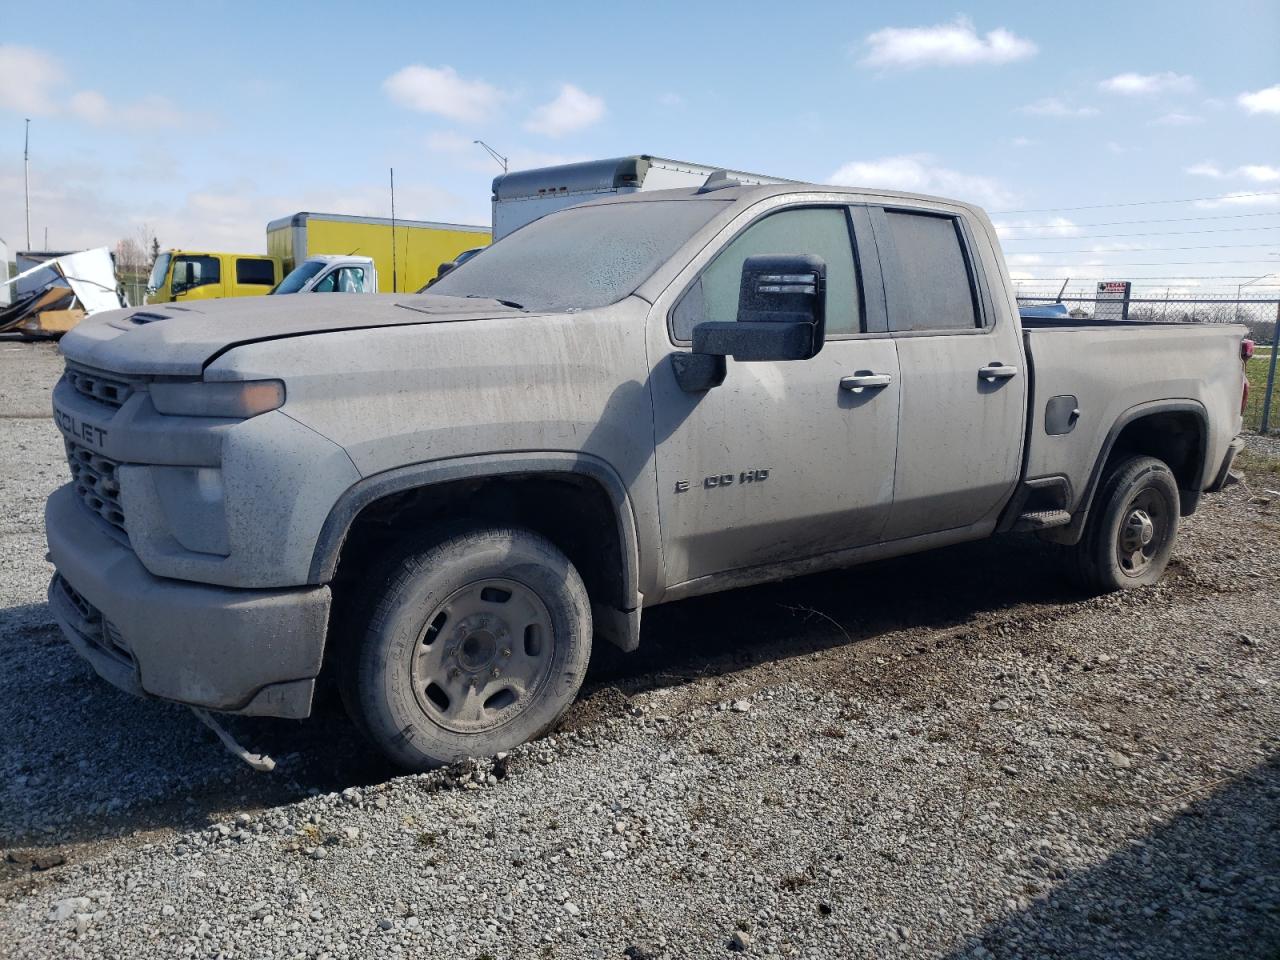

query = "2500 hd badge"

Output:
[[54, 407, 108, 447]]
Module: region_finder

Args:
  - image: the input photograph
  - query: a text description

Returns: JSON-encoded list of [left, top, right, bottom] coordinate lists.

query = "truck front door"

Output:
[[873, 206, 1025, 540], [648, 203, 901, 591]]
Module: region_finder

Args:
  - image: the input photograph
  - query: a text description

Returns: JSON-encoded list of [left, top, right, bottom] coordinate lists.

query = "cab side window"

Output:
[[172, 255, 220, 294], [235, 258, 276, 286], [673, 207, 862, 341], [882, 211, 979, 332], [336, 266, 366, 292], [311, 268, 366, 293]]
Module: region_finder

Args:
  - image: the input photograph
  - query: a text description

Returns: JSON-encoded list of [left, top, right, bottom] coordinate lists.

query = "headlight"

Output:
[[150, 380, 285, 418]]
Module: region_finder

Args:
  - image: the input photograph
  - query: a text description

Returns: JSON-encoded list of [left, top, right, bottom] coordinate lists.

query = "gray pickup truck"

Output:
[[46, 180, 1248, 769]]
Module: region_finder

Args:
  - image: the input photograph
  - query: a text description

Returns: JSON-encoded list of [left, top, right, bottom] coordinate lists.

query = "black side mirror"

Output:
[[429, 260, 458, 287], [673, 254, 827, 391]]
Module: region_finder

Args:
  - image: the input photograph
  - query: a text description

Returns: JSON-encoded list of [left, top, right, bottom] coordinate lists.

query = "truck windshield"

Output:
[[429, 200, 725, 311], [147, 252, 171, 292], [273, 260, 327, 295]]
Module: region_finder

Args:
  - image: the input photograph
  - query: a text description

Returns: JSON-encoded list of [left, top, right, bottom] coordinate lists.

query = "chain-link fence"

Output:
[[1016, 295, 1280, 434]]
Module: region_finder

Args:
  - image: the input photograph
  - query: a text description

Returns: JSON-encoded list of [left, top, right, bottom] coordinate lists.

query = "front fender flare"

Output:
[[306, 451, 643, 617]]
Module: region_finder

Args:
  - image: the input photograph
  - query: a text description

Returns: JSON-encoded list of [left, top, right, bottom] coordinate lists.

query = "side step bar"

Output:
[[1012, 509, 1071, 532]]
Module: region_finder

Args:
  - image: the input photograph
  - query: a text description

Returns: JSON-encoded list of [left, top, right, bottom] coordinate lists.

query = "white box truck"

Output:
[[490, 155, 788, 239]]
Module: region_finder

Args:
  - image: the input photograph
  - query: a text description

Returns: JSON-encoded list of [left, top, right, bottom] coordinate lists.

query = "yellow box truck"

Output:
[[266, 212, 490, 293]]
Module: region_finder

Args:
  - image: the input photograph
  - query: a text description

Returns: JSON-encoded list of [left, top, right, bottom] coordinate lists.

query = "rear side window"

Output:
[[236, 258, 276, 285], [883, 211, 978, 332], [673, 207, 862, 340]]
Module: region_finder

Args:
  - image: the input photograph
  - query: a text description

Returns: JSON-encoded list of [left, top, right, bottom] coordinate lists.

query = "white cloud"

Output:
[[1240, 165, 1280, 183], [0, 45, 66, 115], [383, 65, 505, 123], [1019, 97, 1098, 117], [1194, 191, 1280, 210], [1098, 71, 1195, 96], [1186, 161, 1225, 178], [1010, 136, 1035, 147], [993, 217, 1081, 240], [659, 92, 686, 108], [1238, 84, 1280, 115], [1187, 162, 1280, 183], [524, 84, 606, 137], [0, 46, 180, 130], [859, 17, 1036, 69], [828, 154, 1015, 208], [68, 90, 182, 129], [1151, 112, 1202, 126]]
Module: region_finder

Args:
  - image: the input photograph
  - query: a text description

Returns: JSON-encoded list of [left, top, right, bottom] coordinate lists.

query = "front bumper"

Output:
[[1206, 434, 1246, 493], [45, 484, 331, 718]]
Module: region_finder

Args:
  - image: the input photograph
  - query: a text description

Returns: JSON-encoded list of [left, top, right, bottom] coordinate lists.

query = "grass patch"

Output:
[[1236, 448, 1280, 480], [1245, 355, 1280, 432]]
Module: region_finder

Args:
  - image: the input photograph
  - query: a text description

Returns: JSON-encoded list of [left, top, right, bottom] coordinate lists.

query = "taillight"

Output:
[[1241, 339, 1255, 360]]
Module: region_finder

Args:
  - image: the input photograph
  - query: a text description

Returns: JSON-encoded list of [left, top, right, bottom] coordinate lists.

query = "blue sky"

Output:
[[1, 0, 1277, 294]]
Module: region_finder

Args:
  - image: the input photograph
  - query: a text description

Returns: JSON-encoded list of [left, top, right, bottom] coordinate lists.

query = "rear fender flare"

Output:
[[1058, 399, 1208, 544]]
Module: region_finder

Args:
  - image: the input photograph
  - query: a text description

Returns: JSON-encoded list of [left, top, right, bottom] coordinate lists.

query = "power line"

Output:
[[1003, 225, 1280, 241], [1013, 275, 1274, 281], [994, 211, 1280, 230], [992, 191, 1280, 215], [1005, 242, 1280, 254], [1015, 259, 1279, 267]]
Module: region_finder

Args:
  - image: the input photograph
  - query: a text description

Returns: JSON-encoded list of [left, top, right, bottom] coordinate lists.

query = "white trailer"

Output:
[[490, 155, 788, 240]]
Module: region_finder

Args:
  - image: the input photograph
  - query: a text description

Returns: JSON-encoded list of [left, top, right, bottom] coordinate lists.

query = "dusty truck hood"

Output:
[[58, 294, 531, 376]]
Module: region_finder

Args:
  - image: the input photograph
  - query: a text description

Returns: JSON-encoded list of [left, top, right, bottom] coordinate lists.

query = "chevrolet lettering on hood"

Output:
[[54, 407, 108, 447]]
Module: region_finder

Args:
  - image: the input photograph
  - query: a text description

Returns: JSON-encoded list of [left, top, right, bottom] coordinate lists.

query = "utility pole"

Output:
[[473, 140, 508, 174], [24, 119, 32, 250], [389, 167, 397, 294]]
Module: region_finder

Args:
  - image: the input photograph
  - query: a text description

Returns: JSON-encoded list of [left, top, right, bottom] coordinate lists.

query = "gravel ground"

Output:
[[1, 340, 1277, 959]]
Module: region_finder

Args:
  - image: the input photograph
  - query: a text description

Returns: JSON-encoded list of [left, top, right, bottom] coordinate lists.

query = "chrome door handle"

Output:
[[840, 373, 893, 391], [979, 363, 1019, 381]]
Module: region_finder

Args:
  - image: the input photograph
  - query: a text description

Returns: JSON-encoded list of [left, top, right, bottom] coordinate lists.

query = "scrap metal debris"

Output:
[[0, 247, 124, 338]]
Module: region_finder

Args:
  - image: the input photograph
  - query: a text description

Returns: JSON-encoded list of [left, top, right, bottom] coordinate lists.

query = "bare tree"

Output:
[[114, 238, 148, 279]]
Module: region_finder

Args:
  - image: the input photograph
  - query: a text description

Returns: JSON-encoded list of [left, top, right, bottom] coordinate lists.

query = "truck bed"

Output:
[[1022, 321, 1246, 511]]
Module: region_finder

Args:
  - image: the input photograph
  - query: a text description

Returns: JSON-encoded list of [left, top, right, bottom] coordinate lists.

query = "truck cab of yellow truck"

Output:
[[146, 250, 282, 303]]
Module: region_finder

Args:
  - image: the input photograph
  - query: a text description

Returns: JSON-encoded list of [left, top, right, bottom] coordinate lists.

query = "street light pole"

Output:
[[473, 140, 508, 174], [1237, 273, 1275, 324]]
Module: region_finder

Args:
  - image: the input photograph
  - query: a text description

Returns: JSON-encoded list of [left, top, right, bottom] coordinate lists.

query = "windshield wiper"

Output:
[[465, 294, 524, 310]]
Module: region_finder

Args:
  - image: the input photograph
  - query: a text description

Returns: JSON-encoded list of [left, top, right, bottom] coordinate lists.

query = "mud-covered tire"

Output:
[[342, 526, 591, 771], [1070, 455, 1180, 593]]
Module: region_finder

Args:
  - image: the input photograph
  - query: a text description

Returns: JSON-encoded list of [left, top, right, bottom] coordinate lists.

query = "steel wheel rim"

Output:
[[1116, 488, 1166, 577], [408, 577, 555, 734]]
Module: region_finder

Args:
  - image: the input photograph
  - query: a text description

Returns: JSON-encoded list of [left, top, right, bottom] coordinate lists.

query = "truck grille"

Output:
[[65, 440, 128, 532], [65, 365, 135, 408]]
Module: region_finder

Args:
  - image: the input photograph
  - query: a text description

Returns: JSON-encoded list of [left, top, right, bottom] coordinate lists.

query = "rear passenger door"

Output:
[[873, 206, 1025, 540]]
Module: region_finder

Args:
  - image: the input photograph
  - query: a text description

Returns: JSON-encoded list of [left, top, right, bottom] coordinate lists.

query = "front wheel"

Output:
[[1070, 454, 1180, 593], [343, 526, 592, 770]]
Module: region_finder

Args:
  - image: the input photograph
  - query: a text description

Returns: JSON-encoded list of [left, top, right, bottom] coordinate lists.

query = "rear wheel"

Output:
[[1070, 455, 1180, 593], [343, 526, 591, 770]]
